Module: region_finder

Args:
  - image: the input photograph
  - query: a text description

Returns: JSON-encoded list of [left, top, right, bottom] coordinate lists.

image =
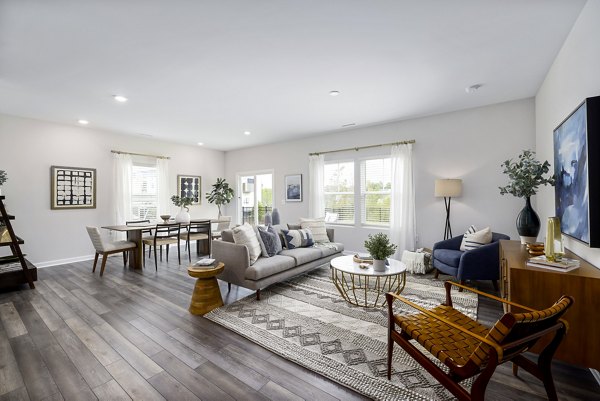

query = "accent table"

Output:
[[187, 262, 225, 315], [330, 255, 407, 308]]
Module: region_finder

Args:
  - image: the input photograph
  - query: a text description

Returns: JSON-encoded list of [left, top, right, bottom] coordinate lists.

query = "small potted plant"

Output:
[[364, 233, 397, 272], [206, 178, 235, 217], [499, 150, 555, 244], [0, 170, 7, 196], [171, 195, 194, 224]]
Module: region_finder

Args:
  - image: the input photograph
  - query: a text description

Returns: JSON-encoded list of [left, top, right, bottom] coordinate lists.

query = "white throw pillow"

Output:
[[460, 227, 492, 251], [299, 217, 329, 243], [232, 223, 262, 264]]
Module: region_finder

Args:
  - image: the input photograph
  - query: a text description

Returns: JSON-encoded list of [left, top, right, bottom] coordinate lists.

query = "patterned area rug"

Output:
[[205, 265, 478, 400]]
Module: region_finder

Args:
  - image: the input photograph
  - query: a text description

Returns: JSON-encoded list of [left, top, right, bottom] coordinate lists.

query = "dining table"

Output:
[[102, 218, 220, 270]]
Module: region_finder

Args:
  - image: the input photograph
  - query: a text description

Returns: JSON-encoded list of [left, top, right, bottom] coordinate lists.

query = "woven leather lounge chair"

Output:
[[386, 281, 573, 401]]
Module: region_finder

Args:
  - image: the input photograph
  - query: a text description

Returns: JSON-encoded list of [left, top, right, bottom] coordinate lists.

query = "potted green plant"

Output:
[[499, 150, 555, 244], [206, 178, 234, 217], [364, 233, 397, 272], [0, 170, 6, 196], [171, 195, 194, 224]]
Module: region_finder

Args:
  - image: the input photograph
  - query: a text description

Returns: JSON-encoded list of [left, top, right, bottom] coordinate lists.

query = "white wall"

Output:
[[535, 0, 600, 268], [0, 114, 225, 266], [225, 98, 535, 253]]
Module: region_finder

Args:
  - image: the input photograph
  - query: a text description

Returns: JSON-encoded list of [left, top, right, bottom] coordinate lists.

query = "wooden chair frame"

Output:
[[182, 220, 211, 261], [143, 223, 181, 270], [92, 247, 135, 277], [386, 281, 571, 401]]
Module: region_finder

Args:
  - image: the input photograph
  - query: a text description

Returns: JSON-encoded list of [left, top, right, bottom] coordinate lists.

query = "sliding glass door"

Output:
[[238, 172, 273, 225]]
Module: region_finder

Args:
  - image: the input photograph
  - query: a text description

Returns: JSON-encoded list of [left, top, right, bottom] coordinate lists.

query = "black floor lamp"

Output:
[[435, 179, 463, 240]]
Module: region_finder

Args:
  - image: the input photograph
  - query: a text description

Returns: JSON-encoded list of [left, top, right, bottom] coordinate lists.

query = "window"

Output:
[[360, 158, 391, 226], [324, 161, 354, 224], [238, 172, 273, 225], [131, 164, 158, 220]]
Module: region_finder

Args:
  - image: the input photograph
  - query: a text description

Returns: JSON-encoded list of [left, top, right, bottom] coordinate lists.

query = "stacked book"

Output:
[[527, 255, 580, 272]]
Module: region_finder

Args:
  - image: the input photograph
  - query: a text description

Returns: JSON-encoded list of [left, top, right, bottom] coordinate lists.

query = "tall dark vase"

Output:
[[516, 197, 540, 244]]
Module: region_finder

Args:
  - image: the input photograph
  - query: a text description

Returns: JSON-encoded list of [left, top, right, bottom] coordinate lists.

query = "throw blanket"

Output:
[[401, 250, 431, 274]]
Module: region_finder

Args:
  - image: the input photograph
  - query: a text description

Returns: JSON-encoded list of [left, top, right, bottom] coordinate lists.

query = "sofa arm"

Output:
[[432, 235, 463, 252], [212, 240, 250, 285], [326, 228, 335, 242], [458, 241, 500, 281]]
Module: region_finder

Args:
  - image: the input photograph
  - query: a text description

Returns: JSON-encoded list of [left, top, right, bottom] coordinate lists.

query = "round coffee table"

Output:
[[187, 262, 225, 315], [330, 255, 406, 308]]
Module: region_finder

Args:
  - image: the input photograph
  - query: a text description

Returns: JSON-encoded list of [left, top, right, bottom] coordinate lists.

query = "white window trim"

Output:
[[323, 159, 356, 225], [359, 156, 392, 227]]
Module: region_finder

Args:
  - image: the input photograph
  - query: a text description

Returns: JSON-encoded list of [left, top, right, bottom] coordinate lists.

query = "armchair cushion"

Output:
[[434, 249, 463, 267]]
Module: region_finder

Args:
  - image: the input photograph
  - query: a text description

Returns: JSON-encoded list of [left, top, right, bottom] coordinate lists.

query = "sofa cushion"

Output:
[[300, 217, 330, 243], [257, 225, 283, 257], [315, 243, 344, 257], [221, 229, 234, 243], [245, 255, 296, 280], [279, 247, 323, 265], [434, 249, 463, 267], [232, 223, 262, 265], [281, 229, 314, 249]]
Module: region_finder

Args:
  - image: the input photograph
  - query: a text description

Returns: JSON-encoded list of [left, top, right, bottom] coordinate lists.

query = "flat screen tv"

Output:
[[553, 95, 600, 247]]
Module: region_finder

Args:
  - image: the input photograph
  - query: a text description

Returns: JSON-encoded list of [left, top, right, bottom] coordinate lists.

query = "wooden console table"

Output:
[[500, 240, 600, 370]]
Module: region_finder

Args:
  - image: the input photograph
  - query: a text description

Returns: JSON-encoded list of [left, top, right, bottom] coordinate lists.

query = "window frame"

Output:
[[359, 156, 392, 227], [130, 160, 159, 221], [323, 159, 356, 226]]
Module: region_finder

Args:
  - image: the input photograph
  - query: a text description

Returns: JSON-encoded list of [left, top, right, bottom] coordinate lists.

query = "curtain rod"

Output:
[[111, 150, 170, 160], [308, 139, 415, 156]]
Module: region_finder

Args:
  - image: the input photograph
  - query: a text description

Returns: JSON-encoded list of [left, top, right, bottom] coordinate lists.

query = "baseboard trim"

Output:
[[35, 254, 96, 268], [591, 368, 600, 386]]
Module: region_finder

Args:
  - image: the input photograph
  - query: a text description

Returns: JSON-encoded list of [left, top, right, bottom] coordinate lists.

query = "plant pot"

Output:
[[516, 197, 540, 244], [373, 259, 387, 272], [175, 207, 191, 224]]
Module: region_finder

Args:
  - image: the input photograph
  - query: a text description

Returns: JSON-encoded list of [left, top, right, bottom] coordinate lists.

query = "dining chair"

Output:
[[211, 216, 231, 241], [125, 219, 154, 262], [86, 226, 137, 276], [142, 223, 182, 270], [181, 220, 211, 262]]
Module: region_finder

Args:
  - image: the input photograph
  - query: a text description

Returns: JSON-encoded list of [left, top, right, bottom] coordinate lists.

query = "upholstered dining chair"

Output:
[[142, 223, 181, 269], [386, 281, 573, 401], [181, 220, 211, 261], [86, 226, 137, 276], [211, 216, 231, 241]]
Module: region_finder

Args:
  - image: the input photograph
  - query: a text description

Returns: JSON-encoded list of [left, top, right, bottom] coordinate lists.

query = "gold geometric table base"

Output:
[[188, 262, 225, 315]]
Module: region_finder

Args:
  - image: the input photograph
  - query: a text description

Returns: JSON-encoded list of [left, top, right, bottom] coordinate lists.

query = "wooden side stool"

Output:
[[187, 262, 225, 315]]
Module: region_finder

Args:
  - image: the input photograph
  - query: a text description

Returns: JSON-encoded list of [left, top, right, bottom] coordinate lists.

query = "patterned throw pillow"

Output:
[[460, 226, 492, 251], [459, 225, 477, 251], [257, 225, 283, 257], [232, 223, 262, 264], [281, 228, 314, 249], [299, 217, 329, 243]]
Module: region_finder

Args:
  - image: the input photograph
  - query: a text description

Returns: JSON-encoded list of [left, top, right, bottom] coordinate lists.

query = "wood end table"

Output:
[[187, 262, 225, 315]]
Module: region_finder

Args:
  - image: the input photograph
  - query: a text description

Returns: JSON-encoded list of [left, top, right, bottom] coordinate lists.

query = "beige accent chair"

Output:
[[211, 216, 231, 240], [86, 226, 137, 276]]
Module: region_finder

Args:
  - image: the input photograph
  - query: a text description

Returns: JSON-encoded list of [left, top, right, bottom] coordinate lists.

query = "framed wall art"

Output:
[[51, 166, 96, 209], [285, 174, 302, 202], [178, 174, 201, 204]]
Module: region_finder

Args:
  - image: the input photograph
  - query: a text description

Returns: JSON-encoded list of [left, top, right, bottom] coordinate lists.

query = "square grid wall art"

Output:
[[178, 175, 201, 204], [51, 166, 96, 209], [285, 174, 302, 202]]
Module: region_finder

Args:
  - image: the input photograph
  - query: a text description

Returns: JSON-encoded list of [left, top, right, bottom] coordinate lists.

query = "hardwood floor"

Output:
[[0, 257, 598, 400]]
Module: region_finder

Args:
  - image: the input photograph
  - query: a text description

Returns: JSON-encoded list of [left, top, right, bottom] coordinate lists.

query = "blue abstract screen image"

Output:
[[554, 102, 589, 243]]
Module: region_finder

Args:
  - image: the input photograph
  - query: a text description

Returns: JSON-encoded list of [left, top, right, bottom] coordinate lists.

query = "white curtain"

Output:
[[113, 153, 132, 227], [156, 158, 170, 215], [308, 154, 325, 218], [390, 143, 416, 259]]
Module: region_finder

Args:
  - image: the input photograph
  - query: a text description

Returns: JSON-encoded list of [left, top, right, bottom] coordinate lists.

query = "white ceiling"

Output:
[[0, 0, 586, 151]]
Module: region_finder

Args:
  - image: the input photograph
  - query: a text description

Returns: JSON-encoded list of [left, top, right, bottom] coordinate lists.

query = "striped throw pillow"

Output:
[[299, 217, 329, 243], [232, 223, 262, 265], [460, 227, 492, 251]]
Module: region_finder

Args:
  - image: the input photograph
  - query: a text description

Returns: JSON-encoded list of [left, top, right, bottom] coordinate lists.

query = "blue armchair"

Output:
[[432, 232, 510, 291]]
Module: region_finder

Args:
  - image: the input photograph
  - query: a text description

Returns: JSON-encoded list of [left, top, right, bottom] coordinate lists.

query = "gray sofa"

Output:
[[213, 226, 344, 299]]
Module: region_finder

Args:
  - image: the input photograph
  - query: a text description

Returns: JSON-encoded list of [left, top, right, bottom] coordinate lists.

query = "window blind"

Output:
[[131, 164, 159, 220]]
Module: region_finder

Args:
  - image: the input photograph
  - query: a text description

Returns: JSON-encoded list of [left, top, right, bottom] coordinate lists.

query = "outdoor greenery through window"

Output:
[[131, 164, 158, 220], [324, 161, 355, 224], [360, 157, 391, 226]]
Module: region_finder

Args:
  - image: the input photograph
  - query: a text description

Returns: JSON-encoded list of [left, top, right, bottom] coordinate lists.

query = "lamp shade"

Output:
[[435, 179, 462, 197]]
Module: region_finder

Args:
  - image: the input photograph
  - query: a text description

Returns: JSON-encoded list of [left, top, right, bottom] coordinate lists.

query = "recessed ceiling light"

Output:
[[113, 94, 128, 102], [244, 131, 251, 136], [197, 142, 204, 146], [465, 84, 483, 94], [77, 119, 89, 125], [329, 90, 340, 96]]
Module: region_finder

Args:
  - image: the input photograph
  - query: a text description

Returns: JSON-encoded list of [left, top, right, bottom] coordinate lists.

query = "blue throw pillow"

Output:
[[258, 225, 283, 256]]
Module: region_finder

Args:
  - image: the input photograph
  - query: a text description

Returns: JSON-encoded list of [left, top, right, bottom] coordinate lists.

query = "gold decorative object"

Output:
[[526, 242, 545, 257], [545, 217, 564, 262]]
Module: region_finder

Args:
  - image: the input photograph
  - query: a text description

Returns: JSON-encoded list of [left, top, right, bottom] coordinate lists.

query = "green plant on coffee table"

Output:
[[0, 170, 7, 186], [171, 195, 194, 211], [364, 232, 397, 260], [499, 150, 555, 198]]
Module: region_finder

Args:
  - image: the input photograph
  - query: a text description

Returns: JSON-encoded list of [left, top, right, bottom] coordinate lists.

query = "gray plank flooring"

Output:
[[0, 255, 598, 400]]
